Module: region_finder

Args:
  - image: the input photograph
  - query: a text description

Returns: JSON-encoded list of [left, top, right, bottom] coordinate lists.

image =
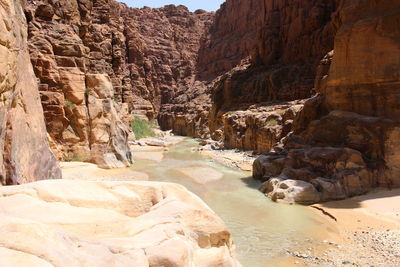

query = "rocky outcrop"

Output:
[[220, 100, 304, 152], [161, 0, 337, 145], [0, 0, 61, 185], [205, 0, 336, 150], [24, 0, 213, 165], [0, 179, 241, 266], [24, 0, 133, 167], [158, 82, 212, 138], [254, 0, 400, 204]]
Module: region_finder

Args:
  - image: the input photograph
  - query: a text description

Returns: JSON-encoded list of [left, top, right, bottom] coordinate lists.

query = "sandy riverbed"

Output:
[[282, 188, 400, 267]]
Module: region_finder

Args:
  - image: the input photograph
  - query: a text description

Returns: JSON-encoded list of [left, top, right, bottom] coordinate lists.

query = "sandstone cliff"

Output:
[[24, 0, 133, 167], [160, 0, 337, 146], [207, 0, 336, 151], [23, 0, 213, 165], [254, 0, 400, 204], [0, 0, 61, 185]]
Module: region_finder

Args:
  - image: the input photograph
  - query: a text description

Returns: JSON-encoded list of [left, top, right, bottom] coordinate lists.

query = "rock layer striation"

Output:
[[254, 0, 400, 204], [0, 179, 241, 266], [23, 0, 213, 166], [0, 0, 61, 185]]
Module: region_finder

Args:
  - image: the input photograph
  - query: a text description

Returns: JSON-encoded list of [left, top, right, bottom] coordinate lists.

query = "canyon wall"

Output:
[[23, 0, 212, 165], [206, 0, 336, 151], [254, 0, 400, 204], [2, 0, 214, 181], [160, 0, 337, 148], [0, 0, 61, 185], [2, 0, 399, 201], [24, 0, 133, 167]]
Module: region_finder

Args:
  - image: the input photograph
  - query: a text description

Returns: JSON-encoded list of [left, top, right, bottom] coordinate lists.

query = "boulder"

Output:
[[260, 178, 321, 204], [0, 180, 241, 266], [254, 144, 379, 203]]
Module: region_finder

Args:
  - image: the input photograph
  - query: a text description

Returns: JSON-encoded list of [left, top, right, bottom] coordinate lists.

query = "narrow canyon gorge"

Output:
[[0, 0, 399, 266]]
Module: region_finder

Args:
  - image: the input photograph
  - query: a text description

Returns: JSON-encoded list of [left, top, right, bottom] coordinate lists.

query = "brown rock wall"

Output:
[[198, 0, 337, 151], [254, 0, 400, 203], [0, 0, 61, 184], [324, 0, 400, 119], [25, 0, 213, 162]]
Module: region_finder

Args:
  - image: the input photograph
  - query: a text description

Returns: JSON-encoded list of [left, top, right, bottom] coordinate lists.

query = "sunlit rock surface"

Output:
[[0, 180, 241, 266], [0, 0, 61, 185]]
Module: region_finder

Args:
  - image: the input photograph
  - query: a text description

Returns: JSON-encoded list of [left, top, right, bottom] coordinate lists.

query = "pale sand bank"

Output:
[[284, 188, 400, 266], [315, 188, 400, 230]]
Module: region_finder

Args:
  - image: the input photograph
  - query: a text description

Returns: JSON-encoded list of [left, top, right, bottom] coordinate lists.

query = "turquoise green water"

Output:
[[131, 138, 328, 266]]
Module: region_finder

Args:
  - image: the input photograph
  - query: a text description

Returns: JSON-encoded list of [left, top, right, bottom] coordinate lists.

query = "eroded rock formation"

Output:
[[160, 0, 337, 147], [1, 0, 399, 205], [0, 0, 61, 185], [23, 0, 213, 166], [0, 179, 241, 266], [24, 0, 133, 167], [206, 0, 336, 150], [254, 0, 400, 204]]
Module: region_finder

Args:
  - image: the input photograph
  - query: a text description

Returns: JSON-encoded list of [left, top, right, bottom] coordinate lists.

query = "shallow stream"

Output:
[[132, 138, 331, 266]]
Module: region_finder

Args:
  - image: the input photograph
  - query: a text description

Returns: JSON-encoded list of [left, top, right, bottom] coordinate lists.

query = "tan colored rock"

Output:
[[253, 140, 381, 203], [0, 246, 54, 267], [86, 74, 114, 99], [24, 0, 215, 165], [218, 100, 305, 152], [59, 68, 86, 105], [0, 180, 241, 266], [0, 0, 61, 185]]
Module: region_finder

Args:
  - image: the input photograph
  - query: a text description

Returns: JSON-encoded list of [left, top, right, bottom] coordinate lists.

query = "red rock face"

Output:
[[161, 0, 337, 143], [254, 0, 400, 203], [129, 6, 214, 139], [0, 0, 61, 185], [324, 0, 400, 119], [197, 0, 262, 80], [123, 5, 213, 112], [24, 0, 213, 164], [202, 0, 337, 149]]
